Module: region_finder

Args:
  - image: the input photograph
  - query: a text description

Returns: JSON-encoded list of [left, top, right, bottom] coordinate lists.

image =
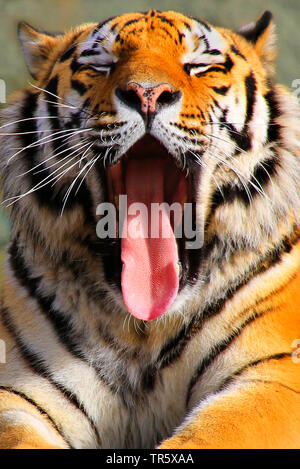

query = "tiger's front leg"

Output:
[[159, 363, 300, 449], [0, 389, 68, 449]]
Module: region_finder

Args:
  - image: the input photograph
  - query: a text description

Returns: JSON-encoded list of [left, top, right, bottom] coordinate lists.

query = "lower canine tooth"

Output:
[[176, 263, 181, 277]]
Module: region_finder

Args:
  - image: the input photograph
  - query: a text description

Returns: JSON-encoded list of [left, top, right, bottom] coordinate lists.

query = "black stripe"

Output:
[[192, 17, 212, 32], [81, 49, 100, 57], [186, 309, 272, 405], [154, 229, 300, 373], [245, 72, 256, 124], [243, 379, 300, 395], [218, 352, 291, 392], [204, 49, 222, 56], [16, 92, 63, 209], [184, 63, 202, 74], [209, 154, 278, 214], [183, 21, 191, 31], [219, 107, 251, 153], [123, 18, 141, 28], [203, 227, 298, 280], [158, 324, 191, 371], [0, 306, 101, 447], [115, 33, 124, 44], [195, 55, 234, 78], [18, 91, 38, 127], [156, 15, 175, 28], [157, 15, 184, 43], [45, 76, 62, 154], [198, 34, 209, 49], [230, 45, 246, 60], [70, 57, 81, 74], [8, 238, 122, 399], [264, 88, 281, 143], [212, 86, 230, 96], [46, 75, 59, 100], [17, 90, 95, 215], [8, 240, 88, 363], [160, 26, 174, 40], [91, 17, 116, 37], [71, 79, 88, 95], [60, 44, 76, 62], [223, 54, 234, 72], [195, 66, 224, 77], [0, 386, 71, 447], [32, 166, 95, 213]]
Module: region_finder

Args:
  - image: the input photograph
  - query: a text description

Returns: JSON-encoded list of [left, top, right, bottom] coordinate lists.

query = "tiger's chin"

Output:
[[97, 134, 203, 321]]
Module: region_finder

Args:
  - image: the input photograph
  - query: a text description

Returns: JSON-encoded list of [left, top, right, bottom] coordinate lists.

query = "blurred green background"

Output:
[[0, 0, 299, 276]]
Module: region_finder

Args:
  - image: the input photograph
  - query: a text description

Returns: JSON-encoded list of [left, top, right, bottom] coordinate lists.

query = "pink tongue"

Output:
[[121, 158, 179, 321]]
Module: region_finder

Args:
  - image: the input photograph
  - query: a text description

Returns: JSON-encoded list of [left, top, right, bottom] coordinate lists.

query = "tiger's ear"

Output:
[[238, 11, 276, 75], [18, 22, 62, 79]]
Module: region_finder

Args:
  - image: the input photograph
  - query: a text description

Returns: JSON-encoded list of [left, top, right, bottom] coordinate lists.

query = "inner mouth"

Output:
[[100, 135, 200, 321]]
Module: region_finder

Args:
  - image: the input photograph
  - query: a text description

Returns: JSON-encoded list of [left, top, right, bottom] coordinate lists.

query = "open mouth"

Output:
[[99, 135, 201, 321]]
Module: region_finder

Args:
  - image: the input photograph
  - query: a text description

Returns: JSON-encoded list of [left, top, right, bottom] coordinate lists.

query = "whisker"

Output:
[[16, 138, 90, 177], [79, 141, 96, 167], [29, 82, 64, 102], [203, 120, 276, 127], [3, 143, 91, 207], [29, 82, 103, 120], [34, 140, 90, 174], [73, 143, 110, 197], [60, 151, 96, 215], [6, 128, 92, 164], [212, 149, 270, 204], [0, 129, 69, 136], [0, 116, 76, 132], [40, 98, 78, 110]]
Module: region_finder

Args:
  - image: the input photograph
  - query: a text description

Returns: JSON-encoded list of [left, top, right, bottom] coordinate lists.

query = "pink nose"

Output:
[[115, 82, 181, 129], [126, 82, 173, 114]]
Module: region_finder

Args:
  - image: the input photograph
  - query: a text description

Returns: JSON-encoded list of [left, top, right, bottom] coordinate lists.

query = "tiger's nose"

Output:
[[124, 82, 176, 114], [115, 82, 181, 128]]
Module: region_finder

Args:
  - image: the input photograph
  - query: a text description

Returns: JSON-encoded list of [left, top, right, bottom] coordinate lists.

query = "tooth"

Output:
[[176, 263, 181, 277]]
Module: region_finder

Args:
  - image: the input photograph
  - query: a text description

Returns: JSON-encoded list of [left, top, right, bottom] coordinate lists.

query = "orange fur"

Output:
[[0, 9, 299, 449], [0, 390, 66, 449]]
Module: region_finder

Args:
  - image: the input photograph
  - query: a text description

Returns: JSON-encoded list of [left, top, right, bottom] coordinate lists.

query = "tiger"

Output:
[[0, 8, 299, 449]]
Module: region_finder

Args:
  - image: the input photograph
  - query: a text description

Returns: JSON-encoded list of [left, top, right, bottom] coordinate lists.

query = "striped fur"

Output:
[[0, 9, 300, 449]]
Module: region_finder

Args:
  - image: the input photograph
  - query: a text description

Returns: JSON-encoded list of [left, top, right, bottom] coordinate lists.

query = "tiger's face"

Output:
[[14, 10, 275, 321]]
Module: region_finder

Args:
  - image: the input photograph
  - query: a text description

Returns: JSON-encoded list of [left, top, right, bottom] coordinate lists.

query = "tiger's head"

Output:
[[3, 10, 298, 323]]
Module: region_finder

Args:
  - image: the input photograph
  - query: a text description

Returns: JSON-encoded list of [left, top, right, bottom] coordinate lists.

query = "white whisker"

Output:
[[7, 128, 92, 164], [17, 138, 89, 177]]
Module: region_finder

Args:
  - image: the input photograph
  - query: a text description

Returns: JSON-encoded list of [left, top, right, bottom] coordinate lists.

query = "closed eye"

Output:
[[184, 63, 215, 75], [80, 63, 115, 76], [183, 63, 223, 76]]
